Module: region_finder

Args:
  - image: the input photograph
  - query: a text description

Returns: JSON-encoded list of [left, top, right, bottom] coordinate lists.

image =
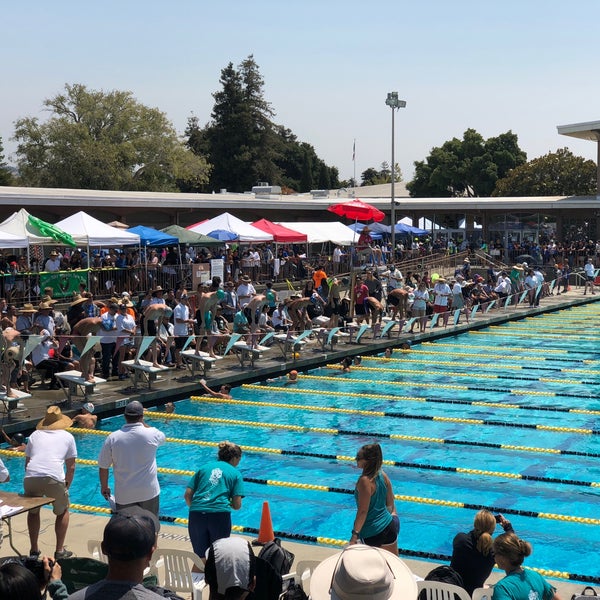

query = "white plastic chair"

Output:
[[149, 548, 207, 600], [471, 587, 493, 600], [87, 539, 108, 564], [417, 580, 472, 600], [294, 560, 320, 593]]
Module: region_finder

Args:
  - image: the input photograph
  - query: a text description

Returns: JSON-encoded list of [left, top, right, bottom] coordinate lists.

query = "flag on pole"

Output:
[[352, 139, 356, 162]]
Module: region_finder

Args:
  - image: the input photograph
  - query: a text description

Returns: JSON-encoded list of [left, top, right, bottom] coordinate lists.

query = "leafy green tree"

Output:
[[0, 136, 13, 185], [360, 162, 402, 186], [300, 148, 313, 192], [492, 148, 597, 196], [187, 56, 339, 193], [407, 129, 526, 197], [13, 83, 210, 191]]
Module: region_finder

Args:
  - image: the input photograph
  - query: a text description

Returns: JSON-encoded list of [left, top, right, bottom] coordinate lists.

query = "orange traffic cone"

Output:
[[255, 501, 275, 545]]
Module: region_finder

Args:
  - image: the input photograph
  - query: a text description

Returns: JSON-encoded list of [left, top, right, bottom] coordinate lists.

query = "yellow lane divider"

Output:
[[191, 394, 387, 416], [369, 357, 598, 374], [351, 365, 586, 385], [67, 461, 600, 526], [421, 342, 566, 353], [301, 373, 559, 397], [470, 330, 597, 339]]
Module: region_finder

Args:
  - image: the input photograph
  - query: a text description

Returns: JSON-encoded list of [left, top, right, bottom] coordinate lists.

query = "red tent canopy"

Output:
[[251, 219, 307, 243]]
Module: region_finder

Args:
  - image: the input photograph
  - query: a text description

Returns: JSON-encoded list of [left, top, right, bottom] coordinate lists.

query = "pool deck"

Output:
[[1, 289, 599, 596], [3, 511, 587, 598]]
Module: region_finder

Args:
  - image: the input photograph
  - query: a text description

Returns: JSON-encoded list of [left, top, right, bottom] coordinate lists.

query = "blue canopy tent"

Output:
[[398, 224, 428, 236], [348, 222, 383, 240], [126, 225, 179, 247]]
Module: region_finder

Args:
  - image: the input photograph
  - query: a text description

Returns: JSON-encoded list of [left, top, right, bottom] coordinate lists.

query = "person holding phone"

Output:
[[450, 509, 514, 594]]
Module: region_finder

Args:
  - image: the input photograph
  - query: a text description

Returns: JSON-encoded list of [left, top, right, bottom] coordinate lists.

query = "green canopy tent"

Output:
[[160, 225, 221, 246]]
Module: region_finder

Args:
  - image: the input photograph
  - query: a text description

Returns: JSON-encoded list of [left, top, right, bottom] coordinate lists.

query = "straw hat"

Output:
[[49, 250, 59, 257], [310, 545, 417, 600], [19, 303, 37, 314], [240, 275, 251, 283], [70, 294, 87, 306], [463, 258, 470, 263], [36, 406, 73, 430], [436, 277, 447, 283], [37, 301, 53, 310], [41, 295, 58, 305]]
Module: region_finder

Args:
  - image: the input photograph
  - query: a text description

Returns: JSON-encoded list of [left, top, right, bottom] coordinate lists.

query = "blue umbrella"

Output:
[[208, 229, 238, 242]]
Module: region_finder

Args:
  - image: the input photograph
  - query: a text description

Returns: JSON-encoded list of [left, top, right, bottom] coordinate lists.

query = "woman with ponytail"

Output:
[[492, 532, 561, 600], [450, 510, 514, 594]]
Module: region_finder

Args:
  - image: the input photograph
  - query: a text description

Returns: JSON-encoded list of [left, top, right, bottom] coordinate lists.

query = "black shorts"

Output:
[[362, 518, 398, 547], [174, 336, 187, 350], [355, 304, 367, 316], [387, 294, 400, 307]]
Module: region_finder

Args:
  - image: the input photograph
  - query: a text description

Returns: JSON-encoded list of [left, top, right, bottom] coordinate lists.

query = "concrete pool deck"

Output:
[[1, 511, 588, 598]]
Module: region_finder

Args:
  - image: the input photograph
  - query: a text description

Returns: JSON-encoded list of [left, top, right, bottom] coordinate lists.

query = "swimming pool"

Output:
[[2, 302, 600, 582]]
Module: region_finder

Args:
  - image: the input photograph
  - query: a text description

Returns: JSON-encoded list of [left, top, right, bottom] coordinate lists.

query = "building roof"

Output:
[[557, 120, 600, 141]]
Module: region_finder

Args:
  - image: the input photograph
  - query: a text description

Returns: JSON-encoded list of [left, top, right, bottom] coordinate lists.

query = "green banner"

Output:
[[40, 270, 88, 298]]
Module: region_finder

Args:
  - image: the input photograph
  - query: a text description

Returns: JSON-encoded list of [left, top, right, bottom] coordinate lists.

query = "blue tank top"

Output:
[[354, 472, 393, 538]]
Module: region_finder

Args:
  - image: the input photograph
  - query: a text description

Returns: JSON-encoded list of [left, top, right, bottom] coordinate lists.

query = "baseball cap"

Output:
[[102, 507, 159, 561], [124, 400, 144, 416]]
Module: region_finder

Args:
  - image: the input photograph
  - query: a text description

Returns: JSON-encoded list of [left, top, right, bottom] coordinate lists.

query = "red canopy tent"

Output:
[[251, 218, 307, 243]]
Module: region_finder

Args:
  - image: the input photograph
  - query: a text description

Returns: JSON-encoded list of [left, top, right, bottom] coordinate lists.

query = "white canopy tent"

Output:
[[278, 221, 356, 245], [188, 212, 273, 243], [0, 208, 60, 245], [0, 229, 29, 249], [55, 211, 141, 246]]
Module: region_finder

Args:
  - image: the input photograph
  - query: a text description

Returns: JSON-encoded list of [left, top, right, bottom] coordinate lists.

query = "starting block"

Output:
[[0, 389, 31, 419], [55, 371, 106, 407], [232, 342, 270, 368], [121, 359, 169, 390], [180, 349, 219, 377]]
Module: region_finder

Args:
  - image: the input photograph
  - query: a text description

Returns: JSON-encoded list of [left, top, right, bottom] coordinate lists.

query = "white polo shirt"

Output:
[[98, 422, 166, 504]]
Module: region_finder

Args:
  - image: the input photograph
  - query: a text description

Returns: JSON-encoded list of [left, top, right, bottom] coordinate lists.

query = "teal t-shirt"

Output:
[[354, 471, 393, 539], [492, 568, 555, 600], [187, 460, 244, 513]]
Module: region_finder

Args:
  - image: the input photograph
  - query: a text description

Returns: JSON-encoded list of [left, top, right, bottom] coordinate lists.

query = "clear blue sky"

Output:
[[2, 0, 599, 185]]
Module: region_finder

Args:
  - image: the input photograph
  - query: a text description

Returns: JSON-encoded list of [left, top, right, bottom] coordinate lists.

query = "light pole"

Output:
[[385, 92, 406, 258]]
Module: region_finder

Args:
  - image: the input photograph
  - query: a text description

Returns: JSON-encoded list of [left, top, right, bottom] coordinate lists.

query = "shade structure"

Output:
[[208, 229, 238, 242], [0, 208, 72, 246], [278, 221, 356, 245], [348, 222, 383, 240], [251, 219, 307, 243], [327, 198, 385, 222], [107, 220, 130, 229], [185, 219, 208, 230], [187, 212, 273, 243], [0, 229, 29, 249], [126, 225, 178, 247], [55, 211, 140, 246], [160, 225, 221, 246]]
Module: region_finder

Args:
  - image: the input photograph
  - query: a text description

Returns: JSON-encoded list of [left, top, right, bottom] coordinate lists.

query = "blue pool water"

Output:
[[3, 303, 600, 581]]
